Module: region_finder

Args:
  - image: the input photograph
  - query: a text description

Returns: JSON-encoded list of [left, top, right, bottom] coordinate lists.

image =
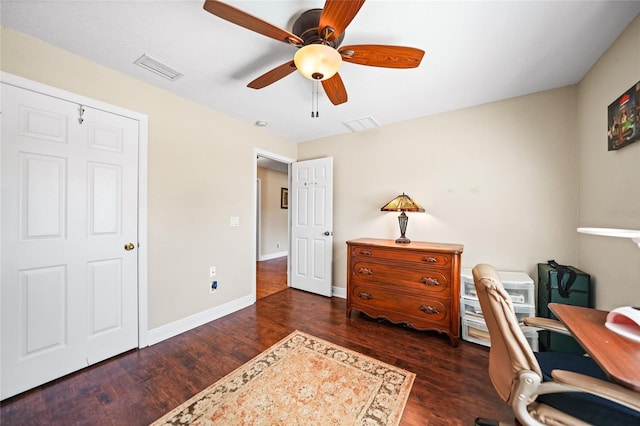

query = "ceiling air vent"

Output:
[[342, 116, 380, 132], [134, 54, 183, 81]]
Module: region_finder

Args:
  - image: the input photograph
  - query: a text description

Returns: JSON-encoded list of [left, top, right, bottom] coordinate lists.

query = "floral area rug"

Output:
[[150, 330, 415, 426]]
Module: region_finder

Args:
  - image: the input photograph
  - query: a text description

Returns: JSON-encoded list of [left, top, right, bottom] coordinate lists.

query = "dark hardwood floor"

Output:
[[256, 256, 288, 300], [1, 269, 513, 425]]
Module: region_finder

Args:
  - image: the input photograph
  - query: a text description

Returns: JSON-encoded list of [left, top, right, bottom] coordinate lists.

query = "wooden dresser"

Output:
[[346, 238, 464, 347]]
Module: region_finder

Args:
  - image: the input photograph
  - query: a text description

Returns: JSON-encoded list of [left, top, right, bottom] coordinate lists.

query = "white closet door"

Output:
[[1, 83, 139, 399]]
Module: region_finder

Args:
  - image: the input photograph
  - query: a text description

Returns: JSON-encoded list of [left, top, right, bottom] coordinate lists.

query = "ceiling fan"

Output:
[[202, 0, 425, 106]]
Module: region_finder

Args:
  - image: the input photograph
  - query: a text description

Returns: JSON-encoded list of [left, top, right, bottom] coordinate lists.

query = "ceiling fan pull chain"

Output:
[[310, 80, 314, 117], [315, 80, 319, 118], [311, 80, 319, 118]]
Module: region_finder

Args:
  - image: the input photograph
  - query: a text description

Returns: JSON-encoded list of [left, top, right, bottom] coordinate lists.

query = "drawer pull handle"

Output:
[[358, 291, 373, 300], [420, 277, 441, 286], [422, 256, 438, 263], [357, 267, 374, 275], [359, 250, 372, 256], [419, 305, 440, 315]]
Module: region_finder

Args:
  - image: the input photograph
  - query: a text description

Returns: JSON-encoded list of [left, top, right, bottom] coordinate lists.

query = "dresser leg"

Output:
[[450, 335, 459, 347]]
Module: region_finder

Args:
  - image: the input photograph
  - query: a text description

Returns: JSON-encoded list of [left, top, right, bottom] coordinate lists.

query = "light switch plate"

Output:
[[230, 216, 240, 227]]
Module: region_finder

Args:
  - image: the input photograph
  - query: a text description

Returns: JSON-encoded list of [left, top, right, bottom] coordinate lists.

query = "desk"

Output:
[[549, 303, 640, 392]]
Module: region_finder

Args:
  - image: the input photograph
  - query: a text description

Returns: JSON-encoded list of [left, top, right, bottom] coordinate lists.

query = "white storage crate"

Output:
[[462, 317, 539, 351], [461, 297, 535, 324], [460, 267, 537, 348], [461, 267, 534, 305]]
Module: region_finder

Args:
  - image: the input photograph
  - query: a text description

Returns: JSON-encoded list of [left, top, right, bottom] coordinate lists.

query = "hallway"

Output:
[[256, 256, 288, 299]]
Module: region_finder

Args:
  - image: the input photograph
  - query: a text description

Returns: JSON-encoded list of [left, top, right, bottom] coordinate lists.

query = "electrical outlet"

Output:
[[209, 266, 216, 277], [276, 242, 280, 248], [210, 280, 218, 293]]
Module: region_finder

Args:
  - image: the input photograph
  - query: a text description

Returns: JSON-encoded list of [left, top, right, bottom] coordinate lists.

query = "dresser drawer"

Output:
[[350, 245, 451, 268], [351, 260, 450, 295], [350, 284, 450, 325]]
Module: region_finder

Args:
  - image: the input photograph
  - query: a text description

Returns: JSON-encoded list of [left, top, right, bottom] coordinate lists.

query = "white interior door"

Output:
[[1, 83, 139, 399], [290, 157, 333, 296]]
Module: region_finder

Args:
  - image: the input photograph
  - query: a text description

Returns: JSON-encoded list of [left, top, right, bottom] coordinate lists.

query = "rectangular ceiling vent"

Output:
[[134, 54, 183, 81], [342, 116, 380, 132]]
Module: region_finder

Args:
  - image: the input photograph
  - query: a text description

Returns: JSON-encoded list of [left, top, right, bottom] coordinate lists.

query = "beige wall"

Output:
[[576, 15, 640, 310], [257, 166, 288, 258], [1, 27, 298, 329], [299, 87, 580, 292]]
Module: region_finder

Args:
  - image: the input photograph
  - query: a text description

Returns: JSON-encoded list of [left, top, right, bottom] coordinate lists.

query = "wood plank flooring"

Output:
[[1, 263, 514, 425], [256, 257, 288, 300]]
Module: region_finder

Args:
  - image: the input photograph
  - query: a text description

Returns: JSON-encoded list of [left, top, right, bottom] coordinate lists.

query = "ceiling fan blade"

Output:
[[203, 0, 303, 45], [247, 61, 297, 89], [339, 45, 425, 68], [318, 0, 366, 42], [322, 73, 348, 105]]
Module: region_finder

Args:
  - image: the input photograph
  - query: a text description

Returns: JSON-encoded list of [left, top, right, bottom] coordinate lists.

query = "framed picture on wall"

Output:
[[281, 188, 288, 209], [608, 80, 639, 151]]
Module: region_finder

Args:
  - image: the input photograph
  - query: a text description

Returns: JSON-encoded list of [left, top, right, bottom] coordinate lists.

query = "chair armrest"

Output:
[[528, 402, 591, 426], [551, 369, 640, 412], [511, 369, 640, 426], [523, 316, 571, 336]]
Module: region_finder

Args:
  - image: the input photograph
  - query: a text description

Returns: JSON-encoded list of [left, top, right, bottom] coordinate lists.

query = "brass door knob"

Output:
[[124, 242, 135, 251]]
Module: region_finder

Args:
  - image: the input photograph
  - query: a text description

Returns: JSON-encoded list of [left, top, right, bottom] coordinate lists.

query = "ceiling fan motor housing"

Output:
[[292, 9, 344, 48]]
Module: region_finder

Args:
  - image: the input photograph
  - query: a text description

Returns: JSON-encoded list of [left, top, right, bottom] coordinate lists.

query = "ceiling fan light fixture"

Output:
[[294, 44, 342, 81]]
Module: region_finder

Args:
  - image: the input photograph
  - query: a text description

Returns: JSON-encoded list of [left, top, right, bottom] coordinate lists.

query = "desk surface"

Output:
[[549, 303, 640, 392]]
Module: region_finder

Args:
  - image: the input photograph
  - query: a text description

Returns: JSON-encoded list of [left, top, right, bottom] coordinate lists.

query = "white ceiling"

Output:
[[2, 1, 639, 143], [257, 156, 289, 172]]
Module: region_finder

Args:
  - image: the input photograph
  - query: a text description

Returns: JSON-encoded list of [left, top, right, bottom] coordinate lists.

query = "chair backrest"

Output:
[[472, 264, 542, 405]]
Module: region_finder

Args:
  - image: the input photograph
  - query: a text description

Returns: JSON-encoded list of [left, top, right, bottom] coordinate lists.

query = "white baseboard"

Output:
[[258, 251, 288, 261], [146, 294, 255, 346], [146, 286, 346, 346], [332, 286, 346, 299]]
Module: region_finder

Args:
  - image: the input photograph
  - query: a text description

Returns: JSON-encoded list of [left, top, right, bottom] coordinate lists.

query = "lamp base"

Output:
[[395, 212, 411, 243]]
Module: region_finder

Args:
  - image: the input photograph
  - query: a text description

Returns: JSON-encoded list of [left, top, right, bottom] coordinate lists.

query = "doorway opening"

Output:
[[256, 152, 292, 300]]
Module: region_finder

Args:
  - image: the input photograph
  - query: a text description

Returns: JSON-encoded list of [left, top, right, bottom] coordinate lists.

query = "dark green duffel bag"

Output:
[[537, 261, 592, 354]]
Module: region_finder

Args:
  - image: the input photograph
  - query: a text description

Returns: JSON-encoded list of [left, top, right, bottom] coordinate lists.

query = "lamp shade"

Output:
[[293, 44, 342, 81], [380, 193, 425, 212]]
